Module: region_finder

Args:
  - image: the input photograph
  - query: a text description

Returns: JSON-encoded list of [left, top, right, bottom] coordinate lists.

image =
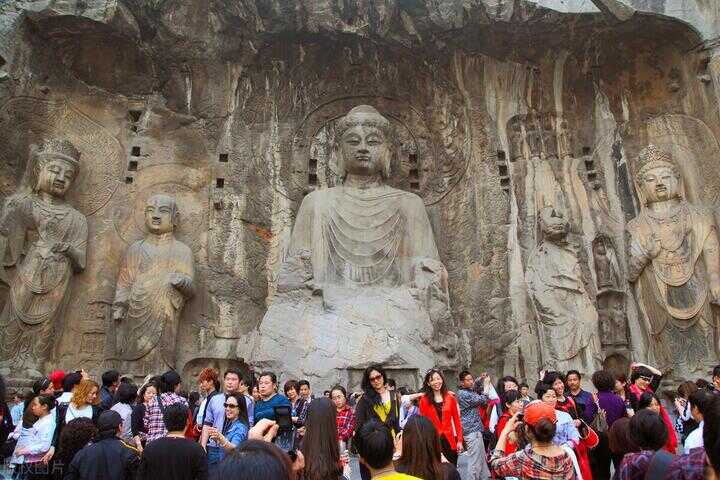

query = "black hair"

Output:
[[224, 368, 242, 380], [713, 365, 720, 379], [213, 440, 293, 480], [534, 382, 555, 399], [541, 371, 566, 386], [163, 403, 189, 432], [360, 364, 387, 405], [422, 369, 448, 400], [458, 370, 472, 382], [258, 371, 277, 385], [36, 394, 56, 413], [354, 419, 394, 470], [591, 370, 616, 393], [239, 375, 253, 387], [62, 372, 83, 393], [689, 389, 714, 415], [56, 418, 97, 472], [637, 392, 660, 411], [226, 392, 249, 426], [519, 382, 529, 389], [284, 380, 299, 396], [298, 379, 310, 389], [502, 390, 521, 410], [301, 398, 342, 480], [387, 379, 396, 389], [496, 376, 519, 397], [330, 385, 347, 399], [629, 409, 668, 450], [0, 374, 5, 404], [566, 370, 582, 381], [32, 377, 52, 395], [114, 382, 137, 405], [137, 379, 159, 405], [630, 366, 654, 384], [159, 371, 182, 394], [101, 370, 120, 388], [525, 418, 556, 444], [702, 396, 720, 474]]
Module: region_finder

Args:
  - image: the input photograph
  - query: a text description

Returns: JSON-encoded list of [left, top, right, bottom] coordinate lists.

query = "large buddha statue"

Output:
[[248, 105, 458, 386], [112, 194, 195, 371], [0, 139, 87, 377], [627, 145, 720, 376]]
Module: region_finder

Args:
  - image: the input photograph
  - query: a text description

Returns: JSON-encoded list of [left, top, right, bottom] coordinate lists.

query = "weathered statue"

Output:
[[248, 105, 458, 386], [525, 206, 601, 372], [627, 145, 720, 375], [593, 237, 619, 292], [113, 194, 195, 370], [0, 139, 87, 376]]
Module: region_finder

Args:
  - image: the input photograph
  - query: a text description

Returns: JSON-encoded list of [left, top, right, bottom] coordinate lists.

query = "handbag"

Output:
[[590, 398, 609, 433], [579, 420, 600, 449]]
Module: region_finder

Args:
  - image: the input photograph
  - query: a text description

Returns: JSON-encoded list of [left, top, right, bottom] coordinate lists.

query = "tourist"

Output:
[[330, 385, 355, 446], [666, 394, 720, 479], [354, 419, 420, 480], [49, 370, 66, 394], [39, 372, 82, 465], [534, 382, 580, 452], [396, 415, 461, 480], [674, 381, 699, 445], [0, 373, 13, 452], [111, 382, 137, 444], [99, 370, 120, 412], [489, 402, 577, 479], [139, 403, 207, 480], [489, 375, 518, 434], [607, 416, 639, 469], [53, 379, 101, 453], [712, 365, 720, 397], [57, 372, 83, 406], [541, 372, 580, 425], [211, 440, 297, 480], [284, 380, 308, 428], [495, 390, 523, 456], [53, 417, 97, 480], [254, 372, 291, 423], [354, 365, 401, 480], [195, 367, 220, 436], [301, 397, 346, 480], [206, 392, 249, 470], [64, 410, 140, 480], [299, 379, 313, 402], [418, 369, 463, 466], [131, 379, 158, 452], [616, 409, 672, 478], [10, 394, 57, 480], [252, 384, 261, 403], [11, 392, 25, 427], [636, 392, 677, 453], [398, 388, 421, 430], [239, 374, 255, 426], [324, 391, 331, 398], [201, 369, 244, 454], [32, 377, 55, 398], [144, 371, 188, 442], [590, 369, 626, 479], [456, 370, 490, 479], [519, 383, 532, 403], [627, 363, 663, 406], [566, 370, 597, 424], [614, 374, 634, 416], [682, 389, 714, 453]]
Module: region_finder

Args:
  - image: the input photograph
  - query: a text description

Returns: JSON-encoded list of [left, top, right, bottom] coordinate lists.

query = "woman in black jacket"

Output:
[[353, 364, 400, 480]]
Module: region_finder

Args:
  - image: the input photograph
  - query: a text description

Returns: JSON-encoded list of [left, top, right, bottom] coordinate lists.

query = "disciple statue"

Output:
[[0, 139, 87, 376], [248, 105, 458, 386], [525, 206, 601, 372], [593, 236, 619, 292], [113, 194, 195, 370], [627, 145, 720, 375]]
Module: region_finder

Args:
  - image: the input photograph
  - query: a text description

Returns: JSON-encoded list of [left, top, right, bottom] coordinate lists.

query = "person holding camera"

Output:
[[206, 392, 249, 471], [489, 402, 577, 479]]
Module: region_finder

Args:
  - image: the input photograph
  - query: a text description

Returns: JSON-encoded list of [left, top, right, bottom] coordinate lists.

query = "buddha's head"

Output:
[[336, 105, 391, 180], [635, 145, 683, 206], [32, 139, 80, 198], [144, 194, 178, 235], [539, 206, 569, 241]]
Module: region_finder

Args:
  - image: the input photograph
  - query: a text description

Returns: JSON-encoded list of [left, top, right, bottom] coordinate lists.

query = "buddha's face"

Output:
[[640, 166, 680, 204], [144, 196, 176, 234], [340, 122, 389, 178], [539, 207, 569, 241], [37, 157, 77, 198]]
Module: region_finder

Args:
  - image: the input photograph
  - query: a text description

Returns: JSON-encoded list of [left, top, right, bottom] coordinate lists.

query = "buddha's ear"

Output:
[[335, 131, 346, 181], [173, 210, 180, 228]]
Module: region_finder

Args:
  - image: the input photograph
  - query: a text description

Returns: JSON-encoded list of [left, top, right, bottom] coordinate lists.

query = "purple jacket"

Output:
[[597, 391, 627, 427], [569, 389, 598, 425]]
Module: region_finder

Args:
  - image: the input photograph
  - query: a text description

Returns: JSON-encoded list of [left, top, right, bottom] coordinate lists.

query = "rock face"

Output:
[[1, 0, 720, 386]]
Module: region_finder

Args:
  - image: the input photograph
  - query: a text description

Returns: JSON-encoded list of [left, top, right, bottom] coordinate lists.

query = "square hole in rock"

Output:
[[410, 182, 420, 190], [309, 173, 318, 185], [131, 146, 141, 157], [216, 178, 225, 188], [219, 153, 229, 163], [128, 160, 138, 171], [125, 176, 133, 184]]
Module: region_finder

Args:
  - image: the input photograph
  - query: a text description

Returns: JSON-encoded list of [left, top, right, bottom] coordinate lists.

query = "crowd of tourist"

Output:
[[0, 361, 719, 479]]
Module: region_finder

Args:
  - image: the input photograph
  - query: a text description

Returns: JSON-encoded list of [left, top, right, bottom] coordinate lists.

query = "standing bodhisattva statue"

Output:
[[0, 139, 87, 376], [628, 145, 720, 375], [113, 194, 195, 370]]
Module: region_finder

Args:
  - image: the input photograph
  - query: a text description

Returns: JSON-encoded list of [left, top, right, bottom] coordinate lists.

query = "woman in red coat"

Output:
[[418, 369, 464, 465]]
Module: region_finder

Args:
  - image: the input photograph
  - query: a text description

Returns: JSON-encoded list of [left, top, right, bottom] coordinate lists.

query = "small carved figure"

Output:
[[0, 139, 87, 376], [627, 145, 720, 374], [113, 194, 195, 370], [525, 206, 601, 372], [593, 237, 619, 292]]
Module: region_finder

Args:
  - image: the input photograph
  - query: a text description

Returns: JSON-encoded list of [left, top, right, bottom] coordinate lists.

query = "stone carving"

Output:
[[525, 206, 601, 372], [247, 105, 460, 386], [593, 236, 630, 348], [627, 145, 720, 375], [0, 139, 87, 377], [112, 194, 195, 370], [593, 236, 620, 292]]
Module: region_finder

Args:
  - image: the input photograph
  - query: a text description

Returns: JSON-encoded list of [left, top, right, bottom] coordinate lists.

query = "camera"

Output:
[[272, 405, 296, 452]]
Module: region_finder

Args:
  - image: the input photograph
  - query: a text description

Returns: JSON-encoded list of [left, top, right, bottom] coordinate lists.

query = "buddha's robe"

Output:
[[114, 233, 194, 369], [0, 193, 87, 370]]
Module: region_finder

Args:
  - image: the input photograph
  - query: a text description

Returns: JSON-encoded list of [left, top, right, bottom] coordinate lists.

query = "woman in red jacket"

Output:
[[418, 369, 464, 465]]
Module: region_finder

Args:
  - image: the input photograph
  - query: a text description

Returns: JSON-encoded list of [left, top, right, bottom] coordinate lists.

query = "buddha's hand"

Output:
[[645, 233, 662, 259], [169, 272, 193, 293], [112, 302, 127, 321]]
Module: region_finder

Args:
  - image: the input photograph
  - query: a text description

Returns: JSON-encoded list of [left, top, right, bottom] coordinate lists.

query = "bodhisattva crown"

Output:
[[35, 138, 81, 166], [636, 144, 678, 179]]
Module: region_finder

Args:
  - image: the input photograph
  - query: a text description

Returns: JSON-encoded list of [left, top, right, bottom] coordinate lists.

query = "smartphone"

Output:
[[273, 405, 296, 452]]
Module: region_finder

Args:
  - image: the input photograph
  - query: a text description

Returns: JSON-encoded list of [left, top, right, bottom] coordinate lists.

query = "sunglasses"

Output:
[[223, 403, 239, 409], [639, 375, 653, 382], [369, 375, 383, 382]]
